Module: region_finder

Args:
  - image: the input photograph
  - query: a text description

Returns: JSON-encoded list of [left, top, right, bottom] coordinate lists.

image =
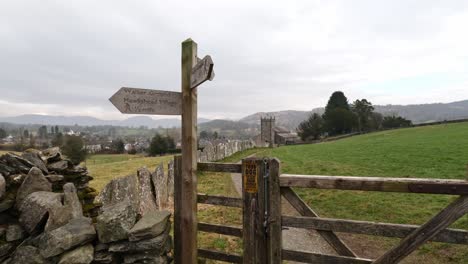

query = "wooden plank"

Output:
[[198, 249, 242, 263], [179, 38, 198, 264], [197, 193, 243, 208], [197, 162, 242, 173], [198, 222, 242, 237], [173, 155, 182, 264], [280, 174, 468, 195], [373, 195, 468, 264], [282, 215, 468, 245], [242, 158, 267, 264], [281, 187, 357, 257], [109, 87, 182, 115], [191, 55, 214, 88], [268, 159, 282, 264], [282, 249, 372, 264]]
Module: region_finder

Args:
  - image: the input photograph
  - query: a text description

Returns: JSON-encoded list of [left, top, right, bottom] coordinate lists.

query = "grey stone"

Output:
[[93, 251, 116, 264], [45, 174, 64, 183], [19, 191, 63, 234], [0, 243, 14, 258], [128, 211, 171, 242], [64, 183, 83, 218], [6, 224, 26, 242], [151, 164, 167, 209], [16, 167, 52, 208], [127, 256, 167, 264], [2, 153, 35, 174], [44, 183, 83, 232], [21, 152, 48, 174], [38, 217, 96, 258], [8, 245, 50, 264], [58, 244, 94, 264], [0, 226, 5, 237], [123, 252, 165, 264], [136, 167, 158, 216], [47, 160, 71, 172], [0, 174, 5, 200], [0, 198, 14, 213], [40, 147, 62, 163], [94, 243, 109, 252], [96, 175, 139, 210], [96, 200, 137, 243], [108, 227, 169, 253]]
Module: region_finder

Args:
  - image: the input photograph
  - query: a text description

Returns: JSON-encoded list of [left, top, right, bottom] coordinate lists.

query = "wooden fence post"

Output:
[[173, 155, 183, 264], [242, 158, 267, 263], [178, 38, 198, 263], [268, 158, 282, 264]]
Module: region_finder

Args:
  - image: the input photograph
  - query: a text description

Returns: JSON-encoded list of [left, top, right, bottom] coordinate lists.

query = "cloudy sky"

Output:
[[1, 0, 468, 120]]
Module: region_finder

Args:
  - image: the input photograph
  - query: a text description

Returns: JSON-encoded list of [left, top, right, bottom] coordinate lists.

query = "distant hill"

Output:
[[0, 114, 210, 128], [2, 100, 468, 131], [240, 100, 468, 130]]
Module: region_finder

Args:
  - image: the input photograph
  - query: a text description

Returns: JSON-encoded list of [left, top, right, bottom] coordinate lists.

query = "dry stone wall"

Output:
[[197, 140, 255, 163], [0, 149, 172, 264]]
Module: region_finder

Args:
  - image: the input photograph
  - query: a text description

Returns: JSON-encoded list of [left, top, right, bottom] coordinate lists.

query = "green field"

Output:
[[83, 123, 468, 262], [228, 122, 468, 262], [85, 154, 174, 191]]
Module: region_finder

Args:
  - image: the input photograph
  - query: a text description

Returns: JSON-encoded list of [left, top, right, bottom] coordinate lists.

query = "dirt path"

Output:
[[230, 172, 337, 263]]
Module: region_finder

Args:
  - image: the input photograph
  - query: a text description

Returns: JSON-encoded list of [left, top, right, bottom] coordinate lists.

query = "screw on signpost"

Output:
[[109, 38, 215, 264]]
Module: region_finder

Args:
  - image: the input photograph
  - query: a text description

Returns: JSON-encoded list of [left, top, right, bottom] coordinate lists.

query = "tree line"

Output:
[[297, 91, 412, 141]]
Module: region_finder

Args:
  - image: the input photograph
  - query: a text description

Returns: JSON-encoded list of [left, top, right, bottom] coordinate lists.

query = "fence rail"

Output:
[[282, 215, 468, 244], [280, 174, 468, 195], [198, 162, 242, 173], [280, 173, 468, 264]]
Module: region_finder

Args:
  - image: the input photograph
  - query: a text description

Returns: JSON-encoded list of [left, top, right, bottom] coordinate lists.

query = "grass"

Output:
[[231, 122, 468, 263], [83, 122, 468, 263], [85, 154, 173, 191]]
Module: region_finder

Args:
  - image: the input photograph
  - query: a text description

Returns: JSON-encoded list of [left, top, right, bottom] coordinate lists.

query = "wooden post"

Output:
[[242, 158, 267, 263], [268, 158, 282, 264], [173, 155, 182, 264], [177, 38, 198, 264]]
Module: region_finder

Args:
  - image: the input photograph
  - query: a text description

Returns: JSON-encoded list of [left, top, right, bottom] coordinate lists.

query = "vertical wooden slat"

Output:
[[179, 38, 198, 264], [281, 187, 356, 257], [173, 155, 182, 264], [373, 195, 468, 264], [268, 158, 282, 264], [242, 158, 268, 263]]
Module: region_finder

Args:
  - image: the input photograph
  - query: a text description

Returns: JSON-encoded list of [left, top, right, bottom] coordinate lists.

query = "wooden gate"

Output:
[[175, 157, 468, 263]]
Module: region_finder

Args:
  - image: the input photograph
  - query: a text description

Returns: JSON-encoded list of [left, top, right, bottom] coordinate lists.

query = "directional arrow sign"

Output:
[[191, 55, 214, 88], [109, 87, 182, 115]]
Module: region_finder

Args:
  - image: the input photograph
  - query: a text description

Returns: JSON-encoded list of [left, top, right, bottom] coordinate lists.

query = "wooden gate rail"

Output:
[[279, 173, 468, 264], [198, 249, 242, 263], [196, 161, 245, 263], [280, 174, 468, 195], [198, 222, 243, 237], [197, 193, 243, 207], [198, 162, 242, 173], [282, 249, 372, 264], [282, 215, 468, 244]]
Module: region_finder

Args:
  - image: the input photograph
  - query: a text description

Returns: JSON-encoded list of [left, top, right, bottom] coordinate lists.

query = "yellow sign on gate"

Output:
[[244, 160, 258, 193]]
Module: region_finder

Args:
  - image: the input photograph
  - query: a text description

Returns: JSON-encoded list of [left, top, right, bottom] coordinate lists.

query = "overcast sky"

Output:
[[1, 0, 467, 120]]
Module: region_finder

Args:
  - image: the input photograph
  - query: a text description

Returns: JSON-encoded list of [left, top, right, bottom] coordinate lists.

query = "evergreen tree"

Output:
[[323, 91, 356, 135], [351, 99, 374, 132], [297, 113, 324, 141], [111, 138, 125, 154], [62, 135, 87, 165]]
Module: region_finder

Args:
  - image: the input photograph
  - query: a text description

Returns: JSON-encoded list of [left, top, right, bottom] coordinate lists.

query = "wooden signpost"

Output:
[[110, 38, 214, 264]]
